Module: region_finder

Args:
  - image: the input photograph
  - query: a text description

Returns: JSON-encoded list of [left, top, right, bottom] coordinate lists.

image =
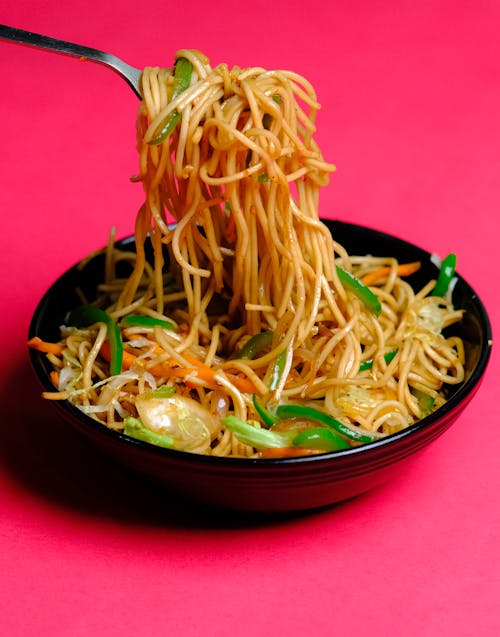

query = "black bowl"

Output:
[[28, 220, 492, 512]]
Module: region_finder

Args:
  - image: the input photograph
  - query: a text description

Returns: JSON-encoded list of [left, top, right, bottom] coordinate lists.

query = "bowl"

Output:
[[28, 220, 492, 512]]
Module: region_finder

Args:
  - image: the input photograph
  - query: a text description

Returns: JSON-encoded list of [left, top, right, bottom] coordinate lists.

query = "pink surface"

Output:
[[1, 2, 499, 635]]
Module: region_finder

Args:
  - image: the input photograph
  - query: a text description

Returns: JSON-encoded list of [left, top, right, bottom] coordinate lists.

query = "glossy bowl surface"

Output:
[[28, 220, 492, 512]]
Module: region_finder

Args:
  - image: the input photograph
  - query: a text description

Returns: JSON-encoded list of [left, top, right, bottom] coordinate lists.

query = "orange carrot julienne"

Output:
[[102, 343, 137, 371], [49, 370, 59, 387], [99, 342, 256, 393], [260, 447, 319, 458], [361, 261, 421, 286], [178, 366, 256, 394], [27, 336, 64, 356], [101, 342, 184, 378]]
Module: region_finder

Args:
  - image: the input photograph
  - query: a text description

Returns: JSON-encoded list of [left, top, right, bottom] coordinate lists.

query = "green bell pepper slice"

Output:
[[66, 305, 123, 376], [221, 415, 296, 450], [336, 266, 382, 315], [239, 331, 274, 359], [359, 348, 398, 372], [149, 57, 193, 145], [411, 388, 435, 417], [293, 427, 350, 451], [275, 404, 378, 443], [239, 330, 286, 390], [252, 394, 278, 426], [433, 253, 456, 297], [121, 314, 176, 331]]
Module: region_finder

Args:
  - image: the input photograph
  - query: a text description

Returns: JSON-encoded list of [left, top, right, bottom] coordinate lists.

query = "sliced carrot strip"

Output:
[[260, 447, 319, 458], [49, 370, 60, 387], [100, 342, 136, 370], [27, 336, 64, 356], [361, 261, 421, 286], [99, 342, 255, 393]]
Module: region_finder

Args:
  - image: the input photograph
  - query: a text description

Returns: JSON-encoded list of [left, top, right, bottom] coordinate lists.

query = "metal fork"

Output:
[[0, 24, 142, 98]]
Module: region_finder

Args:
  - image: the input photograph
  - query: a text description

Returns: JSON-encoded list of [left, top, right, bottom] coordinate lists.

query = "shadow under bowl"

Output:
[[28, 220, 492, 512]]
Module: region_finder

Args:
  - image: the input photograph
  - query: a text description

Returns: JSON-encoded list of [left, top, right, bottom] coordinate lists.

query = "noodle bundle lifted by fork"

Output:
[[121, 50, 338, 349], [31, 50, 466, 458]]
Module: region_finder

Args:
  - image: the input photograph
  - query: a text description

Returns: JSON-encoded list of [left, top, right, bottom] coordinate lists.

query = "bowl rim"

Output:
[[28, 219, 493, 467]]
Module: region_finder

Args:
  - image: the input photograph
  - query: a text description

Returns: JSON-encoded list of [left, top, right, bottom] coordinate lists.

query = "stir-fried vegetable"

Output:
[[360, 261, 421, 286], [66, 306, 123, 376], [222, 415, 296, 450], [336, 266, 381, 315], [150, 57, 193, 145], [276, 404, 379, 443], [252, 394, 278, 426], [293, 427, 350, 451], [433, 253, 457, 297], [99, 341, 255, 393], [128, 393, 219, 452], [27, 336, 64, 356], [121, 314, 176, 330], [411, 388, 435, 417], [269, 350, 286, 390], [239, 331, 274, 359], [359, 348, 398, 372], [239, 330, 286, 390], [223, 414, 350, 454], [124, 417, 176, 449]]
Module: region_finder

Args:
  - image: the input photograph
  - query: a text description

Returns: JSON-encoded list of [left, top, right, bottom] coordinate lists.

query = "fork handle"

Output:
[[0, 24, 142, 97]]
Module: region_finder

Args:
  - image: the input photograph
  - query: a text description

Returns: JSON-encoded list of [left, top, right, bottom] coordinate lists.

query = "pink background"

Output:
[[1, 1, 499, 635]]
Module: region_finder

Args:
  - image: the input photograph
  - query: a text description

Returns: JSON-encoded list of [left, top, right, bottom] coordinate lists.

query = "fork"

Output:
[[0, 24, 142, 98]]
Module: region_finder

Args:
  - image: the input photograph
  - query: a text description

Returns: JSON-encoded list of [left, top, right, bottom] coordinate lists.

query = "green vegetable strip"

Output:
[[293, 427, 350, 451], [121, 314, 176, 331], [269, 350, 286, 390], [221, 415, 296, 450], [66, 306, 123, 376], [238, 330, 285, 390], [411, 388, 435, 417], [275, 404, 378, 443], [142, 386, 176, 399], [239, 330, 274, 359], [149, 58, 193, 145], [123, 417, 175, 449], [336, 266, 382, 316], [252, 394, 278, 426], [359, 348, 398, 372], [433, 253, 457, 297]]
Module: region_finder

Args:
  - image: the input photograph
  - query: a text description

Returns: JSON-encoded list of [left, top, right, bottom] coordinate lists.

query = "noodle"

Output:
[[37, 51, 465, 457]]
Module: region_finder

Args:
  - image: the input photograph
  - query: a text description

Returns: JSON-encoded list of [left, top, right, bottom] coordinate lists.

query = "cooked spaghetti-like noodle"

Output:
[[37, 51, 465, 457]]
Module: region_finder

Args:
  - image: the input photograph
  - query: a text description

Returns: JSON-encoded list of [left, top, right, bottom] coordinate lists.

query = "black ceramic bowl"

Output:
[[28, 220, 492, 512]]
